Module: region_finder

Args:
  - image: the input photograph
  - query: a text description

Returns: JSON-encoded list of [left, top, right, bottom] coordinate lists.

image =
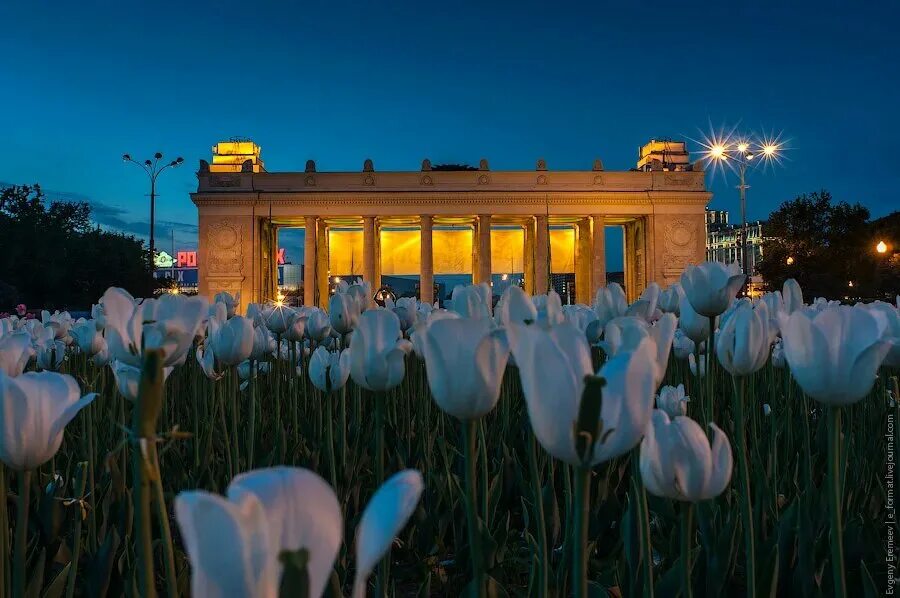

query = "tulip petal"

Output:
[[228, 467, 342, 598], [353, 470, 423, 598], [175, 491, 277, 598], [706, 423, 734, 498]]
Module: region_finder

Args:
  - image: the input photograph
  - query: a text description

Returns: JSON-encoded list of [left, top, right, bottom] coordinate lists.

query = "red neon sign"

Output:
[[177, 251, 197, 267], [174, 249, 287, 267]]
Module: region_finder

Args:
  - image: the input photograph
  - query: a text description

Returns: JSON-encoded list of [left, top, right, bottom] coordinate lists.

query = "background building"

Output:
[[705, 209, 769, 295]]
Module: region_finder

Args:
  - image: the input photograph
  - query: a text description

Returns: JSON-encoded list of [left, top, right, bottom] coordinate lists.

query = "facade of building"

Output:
[[705, 209, 767, 274], [191, 140, 711, 310]]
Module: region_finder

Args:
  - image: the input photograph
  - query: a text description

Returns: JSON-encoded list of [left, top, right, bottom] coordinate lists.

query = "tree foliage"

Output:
[[0, 184, 156, 310], [759, 190, 897, 300]]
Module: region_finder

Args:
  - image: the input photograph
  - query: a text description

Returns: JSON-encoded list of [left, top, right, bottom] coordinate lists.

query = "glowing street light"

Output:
[[877, 240, 888, 254], [786, 256, 795, 265], [700, 131, 786, 277]]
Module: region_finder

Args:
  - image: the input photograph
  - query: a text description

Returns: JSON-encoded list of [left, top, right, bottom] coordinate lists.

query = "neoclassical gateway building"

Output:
[[191, 140, 710, 309]]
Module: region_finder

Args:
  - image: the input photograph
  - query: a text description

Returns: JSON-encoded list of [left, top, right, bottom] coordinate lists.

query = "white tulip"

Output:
[[672, 328, 695, 361], [306, 309, 333, 343], [176, 466, 422, 598], [102, 287, 208, 367], [214, 291, 240, 318], [0, 333, 34, 376], [309, 347, 351, 393], [859, 300, 900, 368], [262, 305, 296, 336], [227, 467, 343, 598], [680, 261, 745, 318], [196, 343, 224, 381], [210, 315, 255, 367], [782, 278, 804, 314], [111, 360, 174, 401], [678, 294, 712, 345], [716, 301, 772, 377], [640, 410, 733, 501], [349, 309, 407, 392], [626, 282, 661, 322], [593, 283, 628, 327], [347, 280, 373, 313], [781, 305, 891, 405], [508, 322, 658, 466], [562, 304, 598, 335], [71, 320, 105, 355], [449, 283, 493, 319], [656, 384, 689, 418], [175, 489, 278, 598], [352, 470, 424, 598], [533, 291, 564, 327], [658, 283, 685, 315], [494, 285, 537, 326], [249, 324, 276, 361], [33, 325, 66, 370], [771, 338, 785, 368], [285, 309, 309, 343], [418, 317, 509, 420], [326, 292, 357, 335], [0, 371, 95, 470]]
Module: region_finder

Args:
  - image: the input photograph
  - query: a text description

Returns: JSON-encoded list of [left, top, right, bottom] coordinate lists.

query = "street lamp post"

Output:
[[704, 137, 782, 277], [123, 152, 184, 270]]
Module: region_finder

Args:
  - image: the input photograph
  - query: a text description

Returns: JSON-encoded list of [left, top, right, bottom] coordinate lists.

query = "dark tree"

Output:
[[0, 184, 156, 310], [759, 190, 896, 300]]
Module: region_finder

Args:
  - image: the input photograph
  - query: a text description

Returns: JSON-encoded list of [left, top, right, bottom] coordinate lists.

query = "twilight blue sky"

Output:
[[1, 1, 897, 269]]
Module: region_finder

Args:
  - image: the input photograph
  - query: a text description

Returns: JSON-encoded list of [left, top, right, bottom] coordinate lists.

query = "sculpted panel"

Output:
[[206, 219, 244, 275]]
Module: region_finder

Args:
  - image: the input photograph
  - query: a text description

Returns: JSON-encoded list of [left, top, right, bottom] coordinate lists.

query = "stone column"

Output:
[[623, 221, 635, 302], [476, 214, 492, 286], [591, 215, 607, 299], [534, 214, 550, 294], [523, 218, 536, 295], [575, 219, 593, 305], [316, 221, 329, 308], [420, 215, 434, 305], [363, 216, 377, 287], [303, 216, 317, 307]]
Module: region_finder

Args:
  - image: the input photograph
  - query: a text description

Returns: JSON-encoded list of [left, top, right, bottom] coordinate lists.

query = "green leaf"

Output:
[[860, 559, 879, 598], [40, 562, 70, 598], [575, 375, 606, 462]]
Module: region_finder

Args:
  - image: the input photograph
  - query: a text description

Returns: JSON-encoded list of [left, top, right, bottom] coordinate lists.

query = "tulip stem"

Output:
[[247, 359, 256, 468], [572, 464, 590, 598], [65, 463, 88, 598], [373, 391, 389, 596], [680, 502, 694, 598], [0, 463, 8, 598], [463, 419, 485, 597], [133, 350, 165, 598], [230, 366, 240, 474], [631, 457, 654, 597], [828, 406, 847, 597], [325, 391, 338, 490], [731, 375, 756, 597], [527, 430, 548, 598], [14, 470, 31, 598], [150, 444, 179, 598]]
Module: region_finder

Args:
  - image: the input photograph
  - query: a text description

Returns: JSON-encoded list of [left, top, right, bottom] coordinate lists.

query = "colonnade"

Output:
[[295, 214, 624, 308]]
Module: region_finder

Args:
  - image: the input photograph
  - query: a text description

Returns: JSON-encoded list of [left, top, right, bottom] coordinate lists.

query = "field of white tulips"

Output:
[[0, 261, 897, 597]]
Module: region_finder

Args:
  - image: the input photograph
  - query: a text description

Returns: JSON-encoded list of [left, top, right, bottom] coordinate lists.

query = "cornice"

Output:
[[191, 191, 710, 208]]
